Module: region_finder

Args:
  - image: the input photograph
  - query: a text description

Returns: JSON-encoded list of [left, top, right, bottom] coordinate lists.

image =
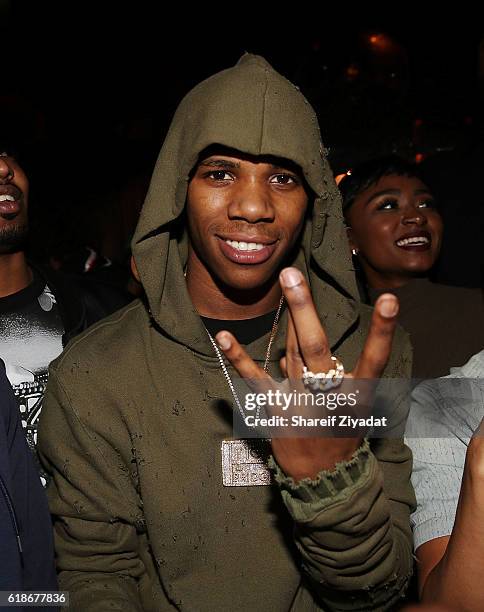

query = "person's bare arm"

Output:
[[416, 536, 449, 595], [417, 423, 484, 610]]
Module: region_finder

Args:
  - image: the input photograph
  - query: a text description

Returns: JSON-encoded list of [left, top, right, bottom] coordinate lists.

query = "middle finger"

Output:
[[279, 267, 332, 372]]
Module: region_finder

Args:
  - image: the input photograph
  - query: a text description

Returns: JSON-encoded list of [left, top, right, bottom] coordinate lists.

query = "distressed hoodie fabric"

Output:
[[38, 55, 415, 611]]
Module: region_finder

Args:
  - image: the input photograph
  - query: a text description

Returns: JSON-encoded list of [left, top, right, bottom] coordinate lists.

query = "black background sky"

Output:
[[1, 3, 483, 268], [4, 5, 482, 159]]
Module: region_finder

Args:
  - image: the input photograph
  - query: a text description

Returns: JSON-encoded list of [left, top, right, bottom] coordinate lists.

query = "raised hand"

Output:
[[216, 266, 399, 481]]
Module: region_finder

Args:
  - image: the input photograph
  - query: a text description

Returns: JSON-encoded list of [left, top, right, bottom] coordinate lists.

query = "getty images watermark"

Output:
[[232, 378, 411, 438], [243, 388, 387, 429]]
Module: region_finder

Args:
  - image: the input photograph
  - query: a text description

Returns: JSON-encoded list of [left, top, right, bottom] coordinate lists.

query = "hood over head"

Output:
[[132, 53, 360, 358]]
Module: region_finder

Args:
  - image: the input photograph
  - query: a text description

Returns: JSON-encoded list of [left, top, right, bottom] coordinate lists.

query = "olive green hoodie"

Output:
[[38, 54, 415, 611]]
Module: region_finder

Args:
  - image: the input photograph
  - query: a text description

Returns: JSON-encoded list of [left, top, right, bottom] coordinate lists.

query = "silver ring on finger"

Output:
[[302, 355, 345, 392]]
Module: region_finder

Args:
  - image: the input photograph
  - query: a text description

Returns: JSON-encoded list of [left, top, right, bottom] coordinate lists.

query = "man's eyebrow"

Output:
[[270, 163, 294, 171], [199, 159, 240, 168]]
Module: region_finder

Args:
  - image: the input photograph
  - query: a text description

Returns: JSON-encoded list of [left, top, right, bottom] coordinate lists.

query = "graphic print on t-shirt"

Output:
[[0, 278, 64, 483]]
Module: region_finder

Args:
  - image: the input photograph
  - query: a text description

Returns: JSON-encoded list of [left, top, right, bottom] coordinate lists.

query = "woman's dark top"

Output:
[[369, 278, 484, 380]]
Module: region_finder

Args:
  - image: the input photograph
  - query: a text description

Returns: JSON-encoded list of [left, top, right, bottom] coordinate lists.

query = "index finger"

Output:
[[215, 331, 272, 389], [353, 294, 399, 379]]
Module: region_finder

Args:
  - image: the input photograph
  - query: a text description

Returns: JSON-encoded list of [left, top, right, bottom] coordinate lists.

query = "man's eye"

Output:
[[205, 170, 232, 181], [377, 199, 398, 210], [270, 174, 298, 185]]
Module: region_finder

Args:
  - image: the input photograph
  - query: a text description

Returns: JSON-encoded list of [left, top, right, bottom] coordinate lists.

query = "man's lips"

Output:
[[0, 185, 22, 199], [217, 233, 278, 245], [217, 236, 278, 265], [0, 200, 21, 219], [0, 186, 23, 219]]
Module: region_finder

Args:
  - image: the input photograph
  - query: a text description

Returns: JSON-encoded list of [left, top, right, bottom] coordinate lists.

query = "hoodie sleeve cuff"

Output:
[[268, 439, 373, 517]]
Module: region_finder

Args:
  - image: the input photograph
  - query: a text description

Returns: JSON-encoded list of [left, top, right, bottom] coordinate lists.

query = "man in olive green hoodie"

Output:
[[38, 54, 415, 611]]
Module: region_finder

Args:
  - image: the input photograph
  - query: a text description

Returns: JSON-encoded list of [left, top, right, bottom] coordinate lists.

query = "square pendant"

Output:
[[221, 439, 273, 486]]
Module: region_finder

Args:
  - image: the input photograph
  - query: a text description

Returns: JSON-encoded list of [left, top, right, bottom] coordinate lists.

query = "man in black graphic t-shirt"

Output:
[[0, 272, 64, 484], [0, 150, 130, 483]]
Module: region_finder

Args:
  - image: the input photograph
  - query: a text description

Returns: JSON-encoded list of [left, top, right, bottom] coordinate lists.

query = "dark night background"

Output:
[[2, 3, 483, 286]]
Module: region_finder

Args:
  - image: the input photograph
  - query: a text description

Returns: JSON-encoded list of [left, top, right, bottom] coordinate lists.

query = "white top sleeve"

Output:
[[405, 351, 484, 550]]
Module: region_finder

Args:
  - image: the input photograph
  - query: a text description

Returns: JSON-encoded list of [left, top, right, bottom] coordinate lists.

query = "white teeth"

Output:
[[396, 236, 430, 247], [0, 194, 15, 202], [226, 240, 265, 252]]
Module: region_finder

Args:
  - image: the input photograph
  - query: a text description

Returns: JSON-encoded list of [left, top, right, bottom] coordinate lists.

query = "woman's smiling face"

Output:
[[345, 173, 443, 288]]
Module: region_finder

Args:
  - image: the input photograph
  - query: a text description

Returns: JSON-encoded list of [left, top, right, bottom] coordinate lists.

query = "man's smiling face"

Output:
[[0, 153, 29, 254], [186, 147, 309, 292]]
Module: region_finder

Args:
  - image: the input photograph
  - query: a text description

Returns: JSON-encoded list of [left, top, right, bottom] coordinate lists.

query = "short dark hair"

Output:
[[339, 155, 428, 214]]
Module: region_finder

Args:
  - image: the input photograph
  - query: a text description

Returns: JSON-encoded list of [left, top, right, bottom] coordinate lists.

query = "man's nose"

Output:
[[0, 156, 14, 184], [228, 181, 275, 223]]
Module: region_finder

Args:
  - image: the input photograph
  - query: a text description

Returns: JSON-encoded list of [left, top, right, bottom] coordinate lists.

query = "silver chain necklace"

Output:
[[186, 268, 284, 485], [205, 295, 284, 421]]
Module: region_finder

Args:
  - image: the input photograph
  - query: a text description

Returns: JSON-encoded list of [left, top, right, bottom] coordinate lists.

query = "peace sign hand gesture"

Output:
[[215, 267, 399, 482]]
